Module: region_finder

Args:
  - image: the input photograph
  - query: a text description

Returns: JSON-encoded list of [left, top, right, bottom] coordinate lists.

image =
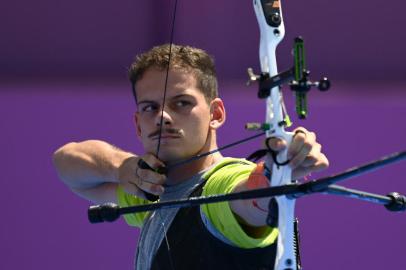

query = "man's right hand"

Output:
[[118, 154, 167, 200]]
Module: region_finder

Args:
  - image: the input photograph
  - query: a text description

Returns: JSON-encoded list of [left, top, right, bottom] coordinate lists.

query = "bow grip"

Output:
[[269, 130, 294, 186]]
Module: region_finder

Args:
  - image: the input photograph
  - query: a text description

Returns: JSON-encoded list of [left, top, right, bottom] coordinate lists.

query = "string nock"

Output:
[[385, 192, 406, 212], [246, 67, 260, 86], [245, 122, 271, 131], [88, 203, 120, 223]]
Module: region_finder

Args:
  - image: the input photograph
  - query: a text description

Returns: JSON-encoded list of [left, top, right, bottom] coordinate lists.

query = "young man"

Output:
[[53, 44, 328, 270]]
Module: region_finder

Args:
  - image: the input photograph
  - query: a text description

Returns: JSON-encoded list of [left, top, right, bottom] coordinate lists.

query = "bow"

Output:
[[88, 1, 406, 269], [249, 1, 330, 268], [252, 1, 297, 269]]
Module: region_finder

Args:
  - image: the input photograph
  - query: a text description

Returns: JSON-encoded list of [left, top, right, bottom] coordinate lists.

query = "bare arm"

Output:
[[53, 140, 166, 204], [52, 140, 134, 204], [230, 128, 329, 229]]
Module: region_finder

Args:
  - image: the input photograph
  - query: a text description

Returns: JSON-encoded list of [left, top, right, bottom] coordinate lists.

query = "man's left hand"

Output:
[[268, 127, 329, 180]]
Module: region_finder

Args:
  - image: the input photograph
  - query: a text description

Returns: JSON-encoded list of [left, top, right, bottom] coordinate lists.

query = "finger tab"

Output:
[[138, 158, 167, 175], [144, 191, 159, 202], [138, 159, 152, 170]]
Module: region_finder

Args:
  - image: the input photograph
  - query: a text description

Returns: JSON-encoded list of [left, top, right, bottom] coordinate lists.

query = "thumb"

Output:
[[267, 137, 287, 152]]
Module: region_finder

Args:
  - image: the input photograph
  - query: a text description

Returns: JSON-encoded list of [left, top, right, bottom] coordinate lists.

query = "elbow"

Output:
[[52, 142, 85, 186], [52, 142, 78, 171]]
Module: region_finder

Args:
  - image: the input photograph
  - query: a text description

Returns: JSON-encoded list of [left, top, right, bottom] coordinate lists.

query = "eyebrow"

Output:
[[171, 94, 195, 100], [137, 94, 195, 106], [137, 100, 156, 106]]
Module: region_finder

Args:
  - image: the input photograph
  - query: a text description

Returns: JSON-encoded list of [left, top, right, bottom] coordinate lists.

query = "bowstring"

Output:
[[154, 0, 178, 269], [156, 0, 179, 157]]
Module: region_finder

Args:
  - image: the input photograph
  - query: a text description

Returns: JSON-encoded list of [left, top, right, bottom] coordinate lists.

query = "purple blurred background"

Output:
[[1, 0, 405, 269]]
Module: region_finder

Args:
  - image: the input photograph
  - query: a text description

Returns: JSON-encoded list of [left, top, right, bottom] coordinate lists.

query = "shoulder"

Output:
[[202, 157, 255, 195], [200, 158, 278, 248]]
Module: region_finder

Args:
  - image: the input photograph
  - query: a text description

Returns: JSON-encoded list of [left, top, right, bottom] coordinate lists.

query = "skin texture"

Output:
[[133, 67, 226, 186], [135, 69, 222, 164], [53, 66, 329, 228]]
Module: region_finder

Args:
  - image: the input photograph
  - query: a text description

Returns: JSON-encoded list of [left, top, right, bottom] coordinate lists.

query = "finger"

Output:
[[132, 178, 164, 196], [300, 155, 319, 167], [294, 127, 316, 140], [288, 128, 315, 158], [267, 137, 287, 152], [140, 154, 167, 174], [289, 140, 315, 169], [292, 154, 329, 179], [314, 153, 329, 171], [136, 166, 166, 186], [287, 132, 305, 159], [296, 143, 322, 167], [122, 182, 146, 198], [288, 130, 316, 164]]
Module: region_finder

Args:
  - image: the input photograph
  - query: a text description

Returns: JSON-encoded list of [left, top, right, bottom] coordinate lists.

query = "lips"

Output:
[[150, 134, 181, 140], [148, 129, 182, 140]]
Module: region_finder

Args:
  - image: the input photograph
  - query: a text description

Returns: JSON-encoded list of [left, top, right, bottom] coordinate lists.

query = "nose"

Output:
[[155, 108, 173, 127]]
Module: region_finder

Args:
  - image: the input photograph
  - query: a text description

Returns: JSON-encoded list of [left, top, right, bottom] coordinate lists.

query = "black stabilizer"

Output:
[[88, 203, 120, 223], [385, 192, 406, 212], [266, 198, 279, 227]]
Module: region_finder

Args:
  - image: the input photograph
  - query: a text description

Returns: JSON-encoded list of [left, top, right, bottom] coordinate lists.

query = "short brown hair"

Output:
[[129, 44, 218, 103]]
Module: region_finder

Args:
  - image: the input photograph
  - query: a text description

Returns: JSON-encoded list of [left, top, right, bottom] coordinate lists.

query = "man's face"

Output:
[[134, 67, 215, 163]]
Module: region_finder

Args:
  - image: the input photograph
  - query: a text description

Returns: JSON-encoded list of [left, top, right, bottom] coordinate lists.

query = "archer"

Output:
[[53, 44, 329, 270]]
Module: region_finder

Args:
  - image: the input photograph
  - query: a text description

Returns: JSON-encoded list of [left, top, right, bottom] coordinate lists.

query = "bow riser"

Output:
[[254, 0, 298, 269]]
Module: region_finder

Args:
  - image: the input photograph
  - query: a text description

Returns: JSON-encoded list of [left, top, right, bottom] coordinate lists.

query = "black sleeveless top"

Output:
[[150, 181, 277, 270]]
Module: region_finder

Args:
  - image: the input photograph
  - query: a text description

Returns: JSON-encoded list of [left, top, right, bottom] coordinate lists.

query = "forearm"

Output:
[[53, 140, 135, 190], [230, 179, 270, 228]]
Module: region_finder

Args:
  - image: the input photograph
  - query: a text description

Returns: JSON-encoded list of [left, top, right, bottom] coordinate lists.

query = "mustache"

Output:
[[148, 128, 182, 138]]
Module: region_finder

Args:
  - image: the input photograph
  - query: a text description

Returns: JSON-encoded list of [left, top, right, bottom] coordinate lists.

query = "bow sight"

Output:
[[247, 37, 331, 120]]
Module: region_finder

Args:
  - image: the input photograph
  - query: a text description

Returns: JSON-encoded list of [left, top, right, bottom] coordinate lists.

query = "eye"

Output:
[[175, 100, 192, 107], [141, 104, 159, 113]]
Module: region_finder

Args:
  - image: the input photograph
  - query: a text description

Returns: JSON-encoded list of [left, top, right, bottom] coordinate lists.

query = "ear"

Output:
[[209, 98, 226, 129], [134, 112, 142, 137]]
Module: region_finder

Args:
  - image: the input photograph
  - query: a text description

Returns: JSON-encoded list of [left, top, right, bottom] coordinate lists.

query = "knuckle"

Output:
[[315, 156, 329, 170], [295, 126, 307, 133], [302, 142, 312, 152], [151, 158, 164, 168], [140, 154, 165, 172], [295, 133, 306, 143], [307, 155, 318, 164], [309, 131, 316, 140], [140, 154, 154, 166]]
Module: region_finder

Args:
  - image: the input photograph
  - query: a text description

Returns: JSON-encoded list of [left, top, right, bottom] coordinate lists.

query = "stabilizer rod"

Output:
[[88, 151, 405, 223]]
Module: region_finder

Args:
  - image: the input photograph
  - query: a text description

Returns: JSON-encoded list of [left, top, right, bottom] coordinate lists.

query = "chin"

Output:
[[157, 149, 198, 164], [158, 152, 186, 164], [144, 140, 205, 163]]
